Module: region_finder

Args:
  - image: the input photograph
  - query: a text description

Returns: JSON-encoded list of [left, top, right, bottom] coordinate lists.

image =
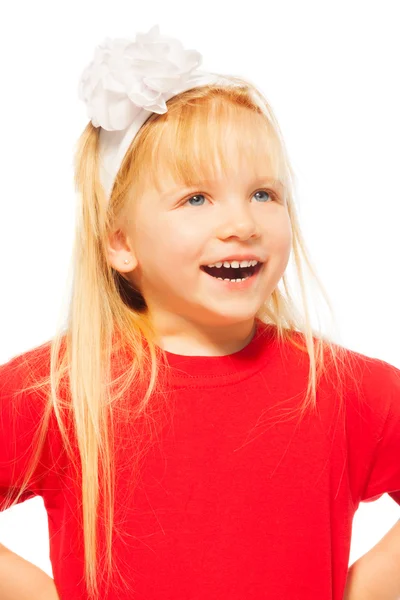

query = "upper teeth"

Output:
[[206, 259, 259, 268]]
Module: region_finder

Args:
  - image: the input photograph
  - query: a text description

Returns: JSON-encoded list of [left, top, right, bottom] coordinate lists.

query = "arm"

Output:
[[343, 519, 400, 600], [0, 543, 60, 600]]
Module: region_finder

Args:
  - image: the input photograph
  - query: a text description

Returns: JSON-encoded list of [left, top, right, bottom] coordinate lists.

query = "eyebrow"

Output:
[[161, 176, 285, 199]]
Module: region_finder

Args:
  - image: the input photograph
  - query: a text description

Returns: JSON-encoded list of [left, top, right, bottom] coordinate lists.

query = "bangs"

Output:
[[137, 95, 287, 200]]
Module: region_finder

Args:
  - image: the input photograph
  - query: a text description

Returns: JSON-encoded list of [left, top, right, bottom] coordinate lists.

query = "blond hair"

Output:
[[3, 77, 358, 599]]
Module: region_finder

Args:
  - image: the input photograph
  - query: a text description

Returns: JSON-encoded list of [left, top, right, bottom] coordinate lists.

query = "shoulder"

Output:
[[0, 339, 57, 430], [0, 336, 68, 396], [0, 339, 53, 380]]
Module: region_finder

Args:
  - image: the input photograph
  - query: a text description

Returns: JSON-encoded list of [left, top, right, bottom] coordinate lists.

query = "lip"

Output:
[[201, 254, 263, 265]]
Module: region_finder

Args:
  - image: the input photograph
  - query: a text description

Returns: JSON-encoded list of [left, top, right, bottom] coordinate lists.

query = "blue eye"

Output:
[[185, 194, 206, 207], [253, 190, 274, 202], [184, 189, 275, 207]]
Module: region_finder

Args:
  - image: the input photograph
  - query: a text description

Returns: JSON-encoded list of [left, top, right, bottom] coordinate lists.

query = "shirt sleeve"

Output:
[[346, 351, 400, 507], [0, 349, 51, 511]]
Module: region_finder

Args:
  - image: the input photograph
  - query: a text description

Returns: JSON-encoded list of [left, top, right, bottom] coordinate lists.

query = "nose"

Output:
[[217, 202, 261, 240]]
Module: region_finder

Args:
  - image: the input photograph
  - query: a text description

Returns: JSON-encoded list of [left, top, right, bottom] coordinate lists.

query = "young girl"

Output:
[[1, 24, 399, 600]]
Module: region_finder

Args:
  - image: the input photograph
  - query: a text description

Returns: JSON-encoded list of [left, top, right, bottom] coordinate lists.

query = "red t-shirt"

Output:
[[1, 320, 399, 599]]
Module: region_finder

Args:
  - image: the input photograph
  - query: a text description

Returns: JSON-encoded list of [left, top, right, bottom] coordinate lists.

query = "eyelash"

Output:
[[181, 188, 279, 207]]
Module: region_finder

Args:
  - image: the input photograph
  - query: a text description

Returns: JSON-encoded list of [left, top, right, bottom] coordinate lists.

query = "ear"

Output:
[[106, 228, 138, 274]]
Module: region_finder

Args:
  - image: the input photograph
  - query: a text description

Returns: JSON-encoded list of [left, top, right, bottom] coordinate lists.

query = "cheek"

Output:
[[137, 220, 201, 266], [266, 213, 292, 252], [278, 228, 293, 254], [158, 220, 203, 257]]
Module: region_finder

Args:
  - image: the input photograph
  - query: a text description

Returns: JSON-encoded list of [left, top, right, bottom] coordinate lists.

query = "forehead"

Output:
[[154, 133, 283, 194], [132, 100, 287, 203]]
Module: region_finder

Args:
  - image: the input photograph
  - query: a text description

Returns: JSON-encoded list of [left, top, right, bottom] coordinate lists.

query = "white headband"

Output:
[[78, 24, 244, 202]]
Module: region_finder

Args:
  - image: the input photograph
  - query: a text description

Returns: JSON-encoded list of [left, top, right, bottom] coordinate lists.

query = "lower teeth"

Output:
[[216, 276, 250, 282]]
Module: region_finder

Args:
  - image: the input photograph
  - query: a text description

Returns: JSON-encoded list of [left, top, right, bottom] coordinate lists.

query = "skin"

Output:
[[107, 157, 292, 356]]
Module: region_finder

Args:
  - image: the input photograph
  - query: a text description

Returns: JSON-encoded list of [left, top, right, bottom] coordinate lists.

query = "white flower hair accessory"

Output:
[[78, 24, 204, 131], [78, 24, 241, 202]]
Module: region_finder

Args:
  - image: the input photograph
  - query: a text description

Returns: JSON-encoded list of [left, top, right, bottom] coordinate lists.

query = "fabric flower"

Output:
[[78, 24, 203, 131]]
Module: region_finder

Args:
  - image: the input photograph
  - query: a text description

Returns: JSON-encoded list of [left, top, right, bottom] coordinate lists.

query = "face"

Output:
[[107, 156, 292, 353]]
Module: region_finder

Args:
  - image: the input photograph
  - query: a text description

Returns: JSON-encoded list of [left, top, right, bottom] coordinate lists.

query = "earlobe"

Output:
[[107, 249, 138, 274], [106, 229, 137, 273]]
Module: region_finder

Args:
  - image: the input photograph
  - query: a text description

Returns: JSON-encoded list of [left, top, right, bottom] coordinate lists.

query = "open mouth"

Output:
[[200, 262, 263, 281]]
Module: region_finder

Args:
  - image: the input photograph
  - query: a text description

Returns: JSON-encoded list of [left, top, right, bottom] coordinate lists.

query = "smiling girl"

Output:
[[1, 24, 399, 600]]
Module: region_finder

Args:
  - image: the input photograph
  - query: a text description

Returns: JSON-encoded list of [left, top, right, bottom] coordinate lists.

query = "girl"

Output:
[[1, 24, 399, 600]]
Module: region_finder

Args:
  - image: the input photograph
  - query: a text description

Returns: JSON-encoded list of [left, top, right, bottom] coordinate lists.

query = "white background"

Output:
[[0, 0, 399, 580]]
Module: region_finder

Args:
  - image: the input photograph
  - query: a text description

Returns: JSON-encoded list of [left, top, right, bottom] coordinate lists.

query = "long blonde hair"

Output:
[[3, 77, 358, 599]]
